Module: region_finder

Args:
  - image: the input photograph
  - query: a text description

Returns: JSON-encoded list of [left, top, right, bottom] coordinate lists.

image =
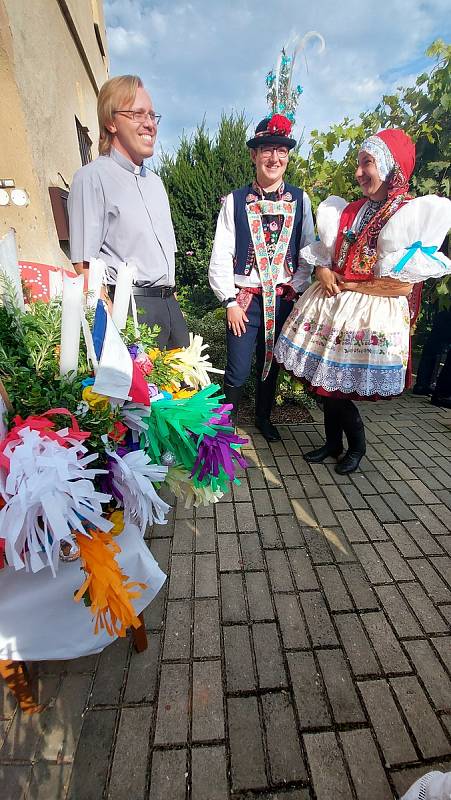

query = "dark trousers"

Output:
[[416, 309, 451, 394], [109, 290, 190, 349], [322, 396, 365, 451], [224, 294, 293, 387]]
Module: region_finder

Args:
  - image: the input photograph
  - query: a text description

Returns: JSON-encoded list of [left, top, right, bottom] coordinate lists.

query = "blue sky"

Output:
[[104, 0, 450, 161]]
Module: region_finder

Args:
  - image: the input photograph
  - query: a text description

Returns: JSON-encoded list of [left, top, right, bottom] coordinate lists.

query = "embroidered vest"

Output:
[[232, 184, 304, 275]]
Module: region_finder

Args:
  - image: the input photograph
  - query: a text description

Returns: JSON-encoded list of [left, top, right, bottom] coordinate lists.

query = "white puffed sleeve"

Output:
[[299, 195, 348, 267], [374, 195, 451, 282]]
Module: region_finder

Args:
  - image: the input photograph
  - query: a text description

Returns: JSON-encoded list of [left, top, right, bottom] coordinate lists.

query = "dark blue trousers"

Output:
[[224, 294, 293, 387]]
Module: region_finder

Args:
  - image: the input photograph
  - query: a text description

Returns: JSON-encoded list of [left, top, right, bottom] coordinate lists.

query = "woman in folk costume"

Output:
[[274, 128, 451, 475]]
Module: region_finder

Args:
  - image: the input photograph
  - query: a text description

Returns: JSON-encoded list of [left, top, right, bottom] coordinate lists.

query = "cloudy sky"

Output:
[[104, 0, 451, 160]]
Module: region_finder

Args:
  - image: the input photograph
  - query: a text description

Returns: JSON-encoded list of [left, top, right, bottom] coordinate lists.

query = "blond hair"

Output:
[[97, 75, 143, 155]]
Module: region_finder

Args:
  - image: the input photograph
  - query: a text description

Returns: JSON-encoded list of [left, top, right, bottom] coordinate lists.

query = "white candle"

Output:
[[48, 268, 63, 298], [111, 262, 136, 331], [87, 258, 107, 309], [60, 274, 84, 375], [0, 229, 25, 309]]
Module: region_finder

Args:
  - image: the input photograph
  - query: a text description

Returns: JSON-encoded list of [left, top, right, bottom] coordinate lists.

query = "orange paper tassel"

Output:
[[74, 529, 147, 637]]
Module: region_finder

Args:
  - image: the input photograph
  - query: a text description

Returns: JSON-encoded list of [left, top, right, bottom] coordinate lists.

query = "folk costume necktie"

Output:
[[246, 199, 296, 380]]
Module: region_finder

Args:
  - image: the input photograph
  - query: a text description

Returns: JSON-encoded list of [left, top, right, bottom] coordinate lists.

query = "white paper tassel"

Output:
[[108, 449, 170, 533]]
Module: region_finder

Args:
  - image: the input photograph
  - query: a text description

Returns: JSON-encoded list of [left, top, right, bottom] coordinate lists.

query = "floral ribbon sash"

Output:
[[246, 199, 296, 379]]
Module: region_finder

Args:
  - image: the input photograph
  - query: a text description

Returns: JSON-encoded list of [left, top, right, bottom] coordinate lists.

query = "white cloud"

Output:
[[104, 0, 451, 160]]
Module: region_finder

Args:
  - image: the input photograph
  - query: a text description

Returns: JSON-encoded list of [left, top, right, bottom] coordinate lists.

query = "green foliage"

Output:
[[122, 313, 160, 350]]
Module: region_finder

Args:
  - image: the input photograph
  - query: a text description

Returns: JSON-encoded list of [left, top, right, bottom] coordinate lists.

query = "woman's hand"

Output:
[[315, 267, 341, 297], [227, 305, 249, 337], [338, 277, 414, 297]]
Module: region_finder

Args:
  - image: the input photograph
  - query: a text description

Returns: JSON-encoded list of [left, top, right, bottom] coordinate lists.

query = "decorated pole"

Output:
[[59, 273, 84, 375], [112, 262, 136, 331]]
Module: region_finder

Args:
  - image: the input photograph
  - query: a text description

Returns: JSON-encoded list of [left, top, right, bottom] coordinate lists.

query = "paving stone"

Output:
[[283, 475, 306, 498], [413, 504, 448, 535], [303, 731, 353, 799], [334, 613, 380, 676], [172, 518, 195, 553], [216, 502, 237, 532], [431, 555, 451, 586], [340, 485, 369, 510], [125, 633, 160, 702], [303, 526, 333, 564], [363, 471, 391, 495], [195, 553, 218, 597], [239, 532, 265, 570], [195, 516, 216, 552], [316, 565, 353, 612], [148, 748, 187, 800], [381, 493, 417, 521], [108, 707, 152, 800], [191, 745, 228, 800], [301, 592, 338, 647], [328, 526, 357, 563], [246, 572, 274, 620], [266, 550, 294, 592], [272, 594, 308, 649], [429, 502, 451, 528], [375, 584, 422, 637], [291, 498, 318, 528], [335, 510, 368, 543], [228, 696, 267, 791], [402, 519, 445, 555], [233, 477, 252, 502], [221, 573, 247, 623], [154, 663, 190, 745], [28, 764, 71, 800], [259, 516, 285, 549], [192, 660, 224, 742], [288, 550, 319, 591], [169, 553, 193, 599], [361, 611, 410, 674], [0, 765, 32, 800], [143, 585, 167, 629], [278, 515, 304, 548], [358, 679, 417, 765], [300, 475, 324, 499], [150, 536, 171, 572], [253, 488, 274, 516], [322, 484, 349, 511], [247, 466, 267, 489], [309, 497, 338, 527], [252, 623, 287, 688], [353, 543, 392, 584], [235, 502, 257, 531], [194, 598, 221, 658], [288, 651, 331, 729], [275, 455, 296, 475], [340, 728, 392, 800], [373, 541, 414, 581], [262, 692, 306, 782], [218, 533, 241, 571], [90, 636, 129, 705], [403, 639, 451, 710], [36, 673, 91, 761], [162, 600, 192, 661], [270, 487, 293, 514], [391, 675, 450, 758], [67, 709, 117, 799], [383, 523, 422, 557], [400, 582, 449, 634], [339, 563, 379, 610], [407, 558, 451, 603], [354, 509, 388, 541], [317, 648, 365, 724], [196, 502, 215, 518], [224, 625, 256, 692]]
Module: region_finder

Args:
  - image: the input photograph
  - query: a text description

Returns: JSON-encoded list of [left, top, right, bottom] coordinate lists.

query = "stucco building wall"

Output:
[[0, 0, 108, 266]]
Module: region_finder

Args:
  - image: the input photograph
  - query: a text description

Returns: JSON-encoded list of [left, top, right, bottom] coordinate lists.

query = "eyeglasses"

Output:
[[113, 110, 162, 125], [260, 146, 289, 159]]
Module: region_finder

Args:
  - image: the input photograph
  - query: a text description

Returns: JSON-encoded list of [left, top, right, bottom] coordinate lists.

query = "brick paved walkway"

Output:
[[1, 394, 451, 800]]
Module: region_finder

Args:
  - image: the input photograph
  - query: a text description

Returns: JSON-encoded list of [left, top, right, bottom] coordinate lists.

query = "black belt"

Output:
[[108, 285, 175, 298]]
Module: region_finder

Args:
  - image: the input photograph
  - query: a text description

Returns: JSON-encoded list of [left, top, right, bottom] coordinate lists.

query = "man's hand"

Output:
[[227, 305, 249, 337], [316, 267, 341, 297]]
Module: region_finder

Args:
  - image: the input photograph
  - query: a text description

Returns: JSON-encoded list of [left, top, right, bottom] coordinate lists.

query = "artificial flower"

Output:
[[82, 386, 110, 411]]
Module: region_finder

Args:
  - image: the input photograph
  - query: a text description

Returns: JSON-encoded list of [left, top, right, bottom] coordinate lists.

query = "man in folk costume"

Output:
[[209, 46, 316, 442]]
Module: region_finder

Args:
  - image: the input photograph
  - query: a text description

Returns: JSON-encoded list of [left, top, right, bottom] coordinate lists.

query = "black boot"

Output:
[[255, 367, 281, 442], [223, 384, 244, 429], [304, 398, 344, 463], [335, 402, 366, 475]]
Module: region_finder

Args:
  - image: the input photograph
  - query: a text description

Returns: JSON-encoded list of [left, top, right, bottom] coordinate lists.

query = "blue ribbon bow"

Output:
[[392, 241, 447, 274]]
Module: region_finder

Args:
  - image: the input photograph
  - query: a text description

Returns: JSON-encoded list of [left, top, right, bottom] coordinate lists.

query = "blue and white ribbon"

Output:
[[392, 241, 448, 274]]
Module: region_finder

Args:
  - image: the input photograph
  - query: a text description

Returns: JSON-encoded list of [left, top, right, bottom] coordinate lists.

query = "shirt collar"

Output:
[[109, 147, 146, 176], [252, 180, 285, 199]]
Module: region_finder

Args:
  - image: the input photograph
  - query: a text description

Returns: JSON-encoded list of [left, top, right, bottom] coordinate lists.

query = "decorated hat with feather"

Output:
[[246, 32, 325, 150]]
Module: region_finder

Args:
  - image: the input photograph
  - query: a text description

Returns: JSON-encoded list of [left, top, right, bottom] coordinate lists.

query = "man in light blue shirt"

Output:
[[68, 74, 189, 347]]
